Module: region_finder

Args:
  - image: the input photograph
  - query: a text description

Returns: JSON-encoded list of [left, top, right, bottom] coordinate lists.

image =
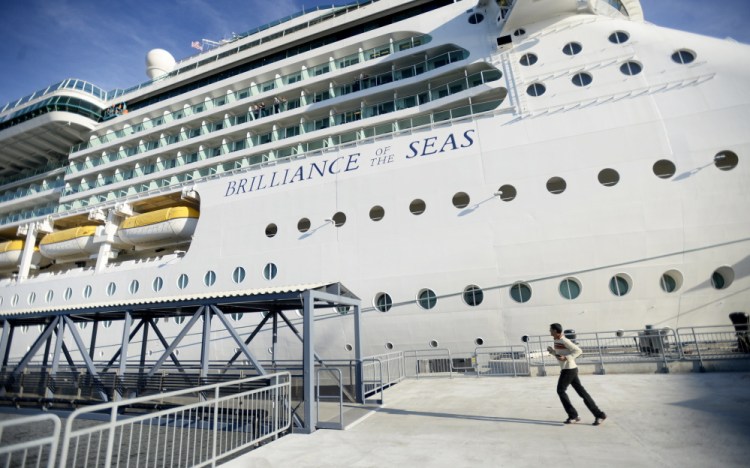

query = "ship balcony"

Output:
[[56, 73, 507, 212], [65, 47, 473, 182], [69, 33, 435, 157], [0, 179, 64, 213]]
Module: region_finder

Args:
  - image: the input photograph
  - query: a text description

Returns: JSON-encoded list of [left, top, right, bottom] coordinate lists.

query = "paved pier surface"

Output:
[[227, 373, 750, 468]]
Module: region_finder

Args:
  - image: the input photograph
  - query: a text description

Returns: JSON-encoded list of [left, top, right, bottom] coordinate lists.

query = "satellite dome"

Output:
[[145, 49, 176, 79]]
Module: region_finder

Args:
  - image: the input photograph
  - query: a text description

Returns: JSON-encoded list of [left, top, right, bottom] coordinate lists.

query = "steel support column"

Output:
[[302, 290, 315, 433]]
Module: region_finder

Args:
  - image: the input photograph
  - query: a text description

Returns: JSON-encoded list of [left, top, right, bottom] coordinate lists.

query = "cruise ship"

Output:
[[1, 0, 748, 362]]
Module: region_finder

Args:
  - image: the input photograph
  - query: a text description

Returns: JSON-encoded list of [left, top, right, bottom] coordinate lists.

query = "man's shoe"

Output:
[[593, 415, 607, 426], [564, 417, 580, 424]]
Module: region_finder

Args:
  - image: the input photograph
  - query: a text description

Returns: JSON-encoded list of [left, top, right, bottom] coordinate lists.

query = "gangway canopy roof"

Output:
[[1, 282, 359, 324]]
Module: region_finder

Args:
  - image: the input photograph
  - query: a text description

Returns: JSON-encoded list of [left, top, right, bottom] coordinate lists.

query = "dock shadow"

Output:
[[376, 407, 563, 426]]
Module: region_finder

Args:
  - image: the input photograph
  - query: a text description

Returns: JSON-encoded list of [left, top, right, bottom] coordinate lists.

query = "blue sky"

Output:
[[1, 0, 748, 106]]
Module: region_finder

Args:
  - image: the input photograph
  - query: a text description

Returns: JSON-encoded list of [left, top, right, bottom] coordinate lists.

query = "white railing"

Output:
[[403, 349, 453, 379], [58, 372, 290, 468], [676, 325, 750, 370], [0, 413, 61, 468], [475, 345, 530, 377], [362, 352, 406, 403]]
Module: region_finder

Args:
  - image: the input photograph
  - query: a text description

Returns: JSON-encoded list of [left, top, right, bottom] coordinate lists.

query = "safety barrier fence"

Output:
[[0, 413, 60, 468], [53, 372, 288, 468], [523, 325, 749, 374], [362, 352, 406, 403]]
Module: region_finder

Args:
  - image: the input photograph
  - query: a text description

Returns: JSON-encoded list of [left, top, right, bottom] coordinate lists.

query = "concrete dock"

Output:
[[228, 372, 750, 467]]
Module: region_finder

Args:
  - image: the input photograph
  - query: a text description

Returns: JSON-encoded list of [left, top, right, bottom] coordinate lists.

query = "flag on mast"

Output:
[[191, 41, 203, 51]]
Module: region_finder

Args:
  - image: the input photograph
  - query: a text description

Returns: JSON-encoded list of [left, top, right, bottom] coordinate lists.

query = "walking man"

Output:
[[547, 323, 607, 425]]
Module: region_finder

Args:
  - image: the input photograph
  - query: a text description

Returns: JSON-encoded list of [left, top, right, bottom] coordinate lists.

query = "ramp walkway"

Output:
[[227, 372, 749, 468]]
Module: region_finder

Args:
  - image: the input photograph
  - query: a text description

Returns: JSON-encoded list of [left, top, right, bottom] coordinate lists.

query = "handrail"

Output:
[[0, 413, 61, 468], [59, 372, 291, 467], [316, 367, 345, 429]]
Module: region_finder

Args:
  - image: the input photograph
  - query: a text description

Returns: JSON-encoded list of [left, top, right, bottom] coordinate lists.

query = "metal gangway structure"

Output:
[[0, 282, 363, 436]]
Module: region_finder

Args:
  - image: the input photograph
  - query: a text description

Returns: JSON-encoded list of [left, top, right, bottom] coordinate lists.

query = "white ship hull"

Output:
[[1, 0, 749, 363]]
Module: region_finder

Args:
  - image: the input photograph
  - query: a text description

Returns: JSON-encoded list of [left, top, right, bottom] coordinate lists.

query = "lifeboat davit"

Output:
[[39, 226, 99, 260], [118, 206, 199, 248]]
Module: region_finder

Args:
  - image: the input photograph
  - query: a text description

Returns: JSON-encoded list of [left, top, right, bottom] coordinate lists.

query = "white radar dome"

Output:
[[145, 49, 176, 79]]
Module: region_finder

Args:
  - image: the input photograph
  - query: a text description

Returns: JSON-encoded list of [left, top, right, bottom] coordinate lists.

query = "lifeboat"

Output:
[[39, 226, 99, 260], [118, 206, 199, 248], [0, 240, 44, 271]]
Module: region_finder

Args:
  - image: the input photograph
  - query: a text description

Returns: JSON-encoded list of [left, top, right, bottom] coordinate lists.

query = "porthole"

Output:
[[129, 280, 139, 295], [620, 61, 642, 76], [79, 322, 87, 329], [417, 288, 438, 310], [409, 199, 426, 215], [463, 285, 484, 306], [28, 292, 36, 305], [83, 285, 92, 298], [559, 278, 581, 300], [204, 270, 216, 286], [232, 266, 246, 284], [345, 344, 353, 352], [265, 223, 278, 238], [385, 342, 394, 350], [106, 282, 116, 297], [475, 338, 484, 346], [660, 270, 683, 293], [175, 316, 185, 324], [510, 282, 532, 303], [11, 294, 18, 307], [714, 151, 738, 171], [369, 206, 385, 221], [153, 277, 164, 292], [468, 13, 484, 24], [608, 31, 630, 44], [598, 168, 620, 187], [546, 176, 567, 194], [332, 212, 346, 227], [45, 290, 54, 303], [0, 297, 3, 307], [103, 320, 112, 329], [572, 72, 593, 87], [711, 266, 734, 290], [527, 83, 546, 97], [375, 292, 393, 312], [297, 218, 311, 232], [429, 340, 439, 348], [65, 287, 72, 301], [230, 313, 243, 321], [513, 28, 525, 37], [263, 262, 278, 280], [452, 192, 470, 209], [177, 274, 189, 289], [653, 159, 676, 179], [519, 53, 538, 66], [337, 306, 351, 315], [609, 274, 632, 296], [497, 184, 517, 201], [672, 49, 696, 64], [562, 42, 583, 56], [22, 325, 29, 334]]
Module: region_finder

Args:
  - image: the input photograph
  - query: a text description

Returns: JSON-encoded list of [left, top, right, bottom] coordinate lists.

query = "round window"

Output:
[[620, 61, 642, 76], [546, 177, 567, 194], [653, 159, 676, 179], [232, 266, 246, 284], [452, 192, 470, 209], [497, 184, 517, 201], [562, 42, 583, 56], [609, 274, 631, 296], [264, 263, 278, 280], [572, 72, 593, 87], [463, 285, 484, 306], [375, 293, 393, 312], [369, 205, 385, 221], [527, 83, 546, 97], [609, 31, 630, 44], [417, 289, 438, 310], [297, 218, 311, 233], [510, 283, 532, 303], [520, 53, 538, 66], [265, 223, 278, 238], [559, 278, 581, 300], [409, 199, 426, 215], [672, 49, 696, 64]]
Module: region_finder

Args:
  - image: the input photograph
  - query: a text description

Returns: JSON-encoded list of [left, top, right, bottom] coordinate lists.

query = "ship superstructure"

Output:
[[0, 0, 748, 361]]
